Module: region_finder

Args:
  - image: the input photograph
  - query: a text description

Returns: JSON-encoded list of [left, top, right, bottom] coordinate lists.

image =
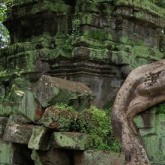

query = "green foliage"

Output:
[[58, 114, 74, 132], [63, 18, 81, 53], [48, 104, 77, 131], [71, 106, 121, 152], [41, 104, 77, 132], [53, 103, 76, 112], [87, 106, 121, 152], [84, 29, 108, 42], [72, 18, 81, 36], [0, 3, 9, 48], [62, 36, 74, 53], [152, 102, 165, 114], [85, 106, 110, 137], [51, 104, 121, 152], [149, 0, 165, 8]]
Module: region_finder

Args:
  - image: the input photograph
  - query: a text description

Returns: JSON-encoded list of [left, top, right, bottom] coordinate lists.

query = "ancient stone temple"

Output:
[[0, 0, 165, 164]]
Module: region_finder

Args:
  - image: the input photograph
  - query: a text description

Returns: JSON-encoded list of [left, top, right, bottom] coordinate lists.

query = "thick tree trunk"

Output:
[[112, 60, 165, 165]]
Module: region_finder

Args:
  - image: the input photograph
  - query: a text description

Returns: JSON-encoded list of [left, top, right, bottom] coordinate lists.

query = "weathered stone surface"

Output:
[[0, 140, 33, 165], [134, 111, 156, 129], [51, 132, 93, 150], [0, 87, 43, 122], [18, 90, 43, 122], [40, 106, 77, 131], [49, 64, 123, 108], [31, 149, 71, 165], [74, 150, 125, 165], [0, 117, 8, 138], [1, 0, 164, 109], [143, 135, 162, 163], [134, 105, 165, 164], [5, 0, 71, 44], [3, 115, 33, 144], [0, 139, 15, 164], [0, 0, 165, 164], [5, 114, 32, 124], [31, 75, 93, 110], [28, 126, 51, 150]]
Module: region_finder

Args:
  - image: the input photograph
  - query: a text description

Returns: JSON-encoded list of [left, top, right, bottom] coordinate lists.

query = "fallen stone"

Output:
[[28, 126, 51, 150], [0, 86, 43, 123], [31, 149, 71, 165], [18, 90, 43, 122], [51, 132, 93, 150], [6, 114, 32, 124], [0, 117, 8, 138], [3, 115, 33, 144], [31, 75, 93, 110], [74, 150, 125, 165], [40, 106, 77, 131]]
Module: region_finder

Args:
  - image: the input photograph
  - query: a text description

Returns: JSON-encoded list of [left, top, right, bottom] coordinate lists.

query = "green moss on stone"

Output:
[[89, 48, 109, 60], [112, 44, 164, 68], [152, 102, 165, 114], [0, 140, 15, 164], [114, 0, 165, 19], [84, 29, 110, 42], [74, 106, 121, 152]]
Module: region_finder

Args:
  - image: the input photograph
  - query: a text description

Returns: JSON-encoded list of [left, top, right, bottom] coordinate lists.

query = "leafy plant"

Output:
[[0, 3, 9, 48], [84, 29, 108, 42], [62, 35, 74, 53], [63, 18, 81, 53], [72, 18, 81, 36], [149, 0, 165, 7], [153, 102, 165, 114], [53, 103, 76, 112], [72, 106, 121, 152]]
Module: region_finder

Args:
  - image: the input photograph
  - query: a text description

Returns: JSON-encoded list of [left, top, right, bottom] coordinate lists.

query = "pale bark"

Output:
[[112, 59, 165, 165]]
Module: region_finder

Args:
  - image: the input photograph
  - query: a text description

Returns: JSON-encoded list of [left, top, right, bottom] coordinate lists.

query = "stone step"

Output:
[[51, 132, 93, 151]]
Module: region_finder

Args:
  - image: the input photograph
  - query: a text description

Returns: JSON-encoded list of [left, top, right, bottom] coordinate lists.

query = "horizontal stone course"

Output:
[[114, 0, 165, 19]]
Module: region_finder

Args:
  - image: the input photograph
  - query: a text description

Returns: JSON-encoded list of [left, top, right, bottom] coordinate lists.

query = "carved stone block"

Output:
[[74, 150, 125, 165]]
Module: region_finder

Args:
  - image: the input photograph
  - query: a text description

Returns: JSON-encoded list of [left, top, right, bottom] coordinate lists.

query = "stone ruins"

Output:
[[0, 0, 165, 164]]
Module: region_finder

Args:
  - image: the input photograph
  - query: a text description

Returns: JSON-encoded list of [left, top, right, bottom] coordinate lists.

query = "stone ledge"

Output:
[[51, 132, 93, 150]]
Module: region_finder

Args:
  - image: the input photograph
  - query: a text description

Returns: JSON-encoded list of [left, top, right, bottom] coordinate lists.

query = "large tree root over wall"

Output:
[[112, 59, 165, 165]]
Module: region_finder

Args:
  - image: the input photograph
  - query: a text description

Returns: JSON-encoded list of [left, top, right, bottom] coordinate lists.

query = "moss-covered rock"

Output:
[[31, 75, 93, 110], [51, 132, 93, 150], [28, 126, 51, 151], [40, 106, 77, 131], [3, 115, 33, 144]]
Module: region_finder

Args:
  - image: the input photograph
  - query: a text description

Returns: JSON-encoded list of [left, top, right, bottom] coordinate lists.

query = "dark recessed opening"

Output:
[[64, 0, 76, 7]]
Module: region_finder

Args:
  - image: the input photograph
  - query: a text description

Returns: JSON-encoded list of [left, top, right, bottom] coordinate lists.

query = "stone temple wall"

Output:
[[1, 0, 165, 108], [0, 0, 165, 164]]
